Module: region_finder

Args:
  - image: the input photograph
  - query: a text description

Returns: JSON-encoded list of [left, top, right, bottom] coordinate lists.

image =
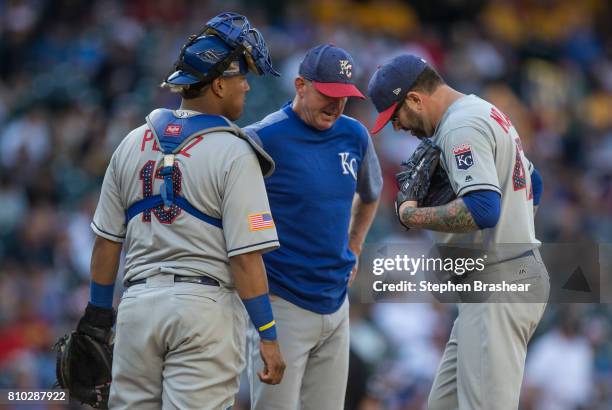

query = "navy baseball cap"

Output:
[[299, 44, 365, 99], [367, 54, 429, 134]]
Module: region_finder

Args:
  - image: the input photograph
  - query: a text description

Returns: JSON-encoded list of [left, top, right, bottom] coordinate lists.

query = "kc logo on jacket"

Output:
[[338, 152, 357, 180]]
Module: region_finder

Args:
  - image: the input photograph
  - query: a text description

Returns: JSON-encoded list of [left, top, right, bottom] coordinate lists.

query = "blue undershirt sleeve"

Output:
[[531, 168, 543, 206], [462, 190, 501, 229]]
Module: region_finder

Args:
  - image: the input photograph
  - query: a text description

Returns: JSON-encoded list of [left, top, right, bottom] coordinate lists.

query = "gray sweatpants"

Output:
[[108, 274, 247, 410], [246, 296, 350, 410], [428, 250, 550, 410]]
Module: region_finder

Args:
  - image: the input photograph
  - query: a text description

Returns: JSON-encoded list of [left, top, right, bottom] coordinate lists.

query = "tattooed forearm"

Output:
[[400, 198, 479, 233]]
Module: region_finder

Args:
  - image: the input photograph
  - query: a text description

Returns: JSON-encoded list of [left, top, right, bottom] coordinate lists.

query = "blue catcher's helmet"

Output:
[[165, 12, 279, 86]]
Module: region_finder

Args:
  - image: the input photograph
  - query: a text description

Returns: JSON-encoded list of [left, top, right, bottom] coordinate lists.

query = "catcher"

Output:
[[55, 12, 285, 409]]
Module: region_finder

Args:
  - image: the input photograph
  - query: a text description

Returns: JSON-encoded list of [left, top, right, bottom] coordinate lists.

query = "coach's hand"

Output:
[[348, 243, 361, 287], [349, 259, 359, 287], [258, 340, 286, 385]]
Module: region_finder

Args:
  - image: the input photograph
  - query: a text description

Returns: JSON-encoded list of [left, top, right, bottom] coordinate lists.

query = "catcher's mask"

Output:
[[164, 12, 279, 86]]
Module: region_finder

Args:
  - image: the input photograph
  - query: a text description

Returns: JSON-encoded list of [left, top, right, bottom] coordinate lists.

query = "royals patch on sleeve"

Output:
[[248, 212, 275, 231], [453, 144, 474, 170]]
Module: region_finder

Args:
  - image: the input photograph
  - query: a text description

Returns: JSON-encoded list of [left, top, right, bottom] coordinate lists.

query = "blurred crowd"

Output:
[[0, 0, 611, 409]]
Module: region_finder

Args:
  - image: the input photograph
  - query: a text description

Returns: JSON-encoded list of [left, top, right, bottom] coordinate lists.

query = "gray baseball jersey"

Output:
[[91, 110, 280, 286], [431, 94, 537, 253]]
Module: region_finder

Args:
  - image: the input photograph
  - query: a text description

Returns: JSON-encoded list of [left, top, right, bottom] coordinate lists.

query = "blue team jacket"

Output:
[[245, 103, 370, 314]]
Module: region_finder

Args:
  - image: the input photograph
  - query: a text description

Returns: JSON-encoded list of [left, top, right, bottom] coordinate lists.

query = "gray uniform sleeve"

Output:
[[356, 134, 383, 203], [91, 153, 127, 242], [439, 126, 501, 197], [222, 152, 280, 258]]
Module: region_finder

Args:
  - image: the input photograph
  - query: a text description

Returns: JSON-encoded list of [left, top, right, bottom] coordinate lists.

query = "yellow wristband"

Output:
[[258, 320, 276, 332]]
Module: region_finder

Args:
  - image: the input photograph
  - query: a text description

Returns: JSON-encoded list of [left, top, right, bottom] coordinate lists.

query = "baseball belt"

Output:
[[484, 249, 537, 267], [124, 275, 220, 288]]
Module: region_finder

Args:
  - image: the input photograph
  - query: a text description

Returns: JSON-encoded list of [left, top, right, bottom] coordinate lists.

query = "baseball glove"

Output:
[[421, 164, 457, 207], [395, 139, 456, 227], [55, 304, 114, 409]]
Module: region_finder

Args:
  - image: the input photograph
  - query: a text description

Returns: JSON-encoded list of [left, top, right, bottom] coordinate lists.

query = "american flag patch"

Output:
[[248, 212, 274, 231], [164, 124, 182, 137]]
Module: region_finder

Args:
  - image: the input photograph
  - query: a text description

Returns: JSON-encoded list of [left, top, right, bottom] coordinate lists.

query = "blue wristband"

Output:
[[90, 281, 115, 309], [242, 294, 277, 341]]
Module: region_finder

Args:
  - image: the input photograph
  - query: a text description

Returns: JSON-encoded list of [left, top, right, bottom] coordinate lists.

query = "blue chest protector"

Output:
[[125, 109, 239, 229]]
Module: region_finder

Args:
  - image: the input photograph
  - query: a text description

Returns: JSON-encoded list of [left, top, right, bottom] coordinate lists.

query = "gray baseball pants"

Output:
[[428, 250, 550, 410], [246, 295, 350, 410], [109, 274, 247, 410]]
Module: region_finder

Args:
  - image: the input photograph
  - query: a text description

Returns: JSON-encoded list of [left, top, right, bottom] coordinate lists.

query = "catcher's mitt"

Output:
[[55, 304, 114, 409]]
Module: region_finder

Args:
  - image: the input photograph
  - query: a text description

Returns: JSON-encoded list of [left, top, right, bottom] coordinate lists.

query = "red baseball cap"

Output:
[[370, 101, 399, 135]]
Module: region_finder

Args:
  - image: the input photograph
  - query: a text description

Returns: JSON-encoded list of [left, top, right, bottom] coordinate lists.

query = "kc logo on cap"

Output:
[[339, 60, 352, 78]]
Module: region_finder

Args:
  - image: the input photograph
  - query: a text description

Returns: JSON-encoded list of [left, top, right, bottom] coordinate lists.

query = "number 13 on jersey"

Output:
[[139, 160, 183, 224]]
